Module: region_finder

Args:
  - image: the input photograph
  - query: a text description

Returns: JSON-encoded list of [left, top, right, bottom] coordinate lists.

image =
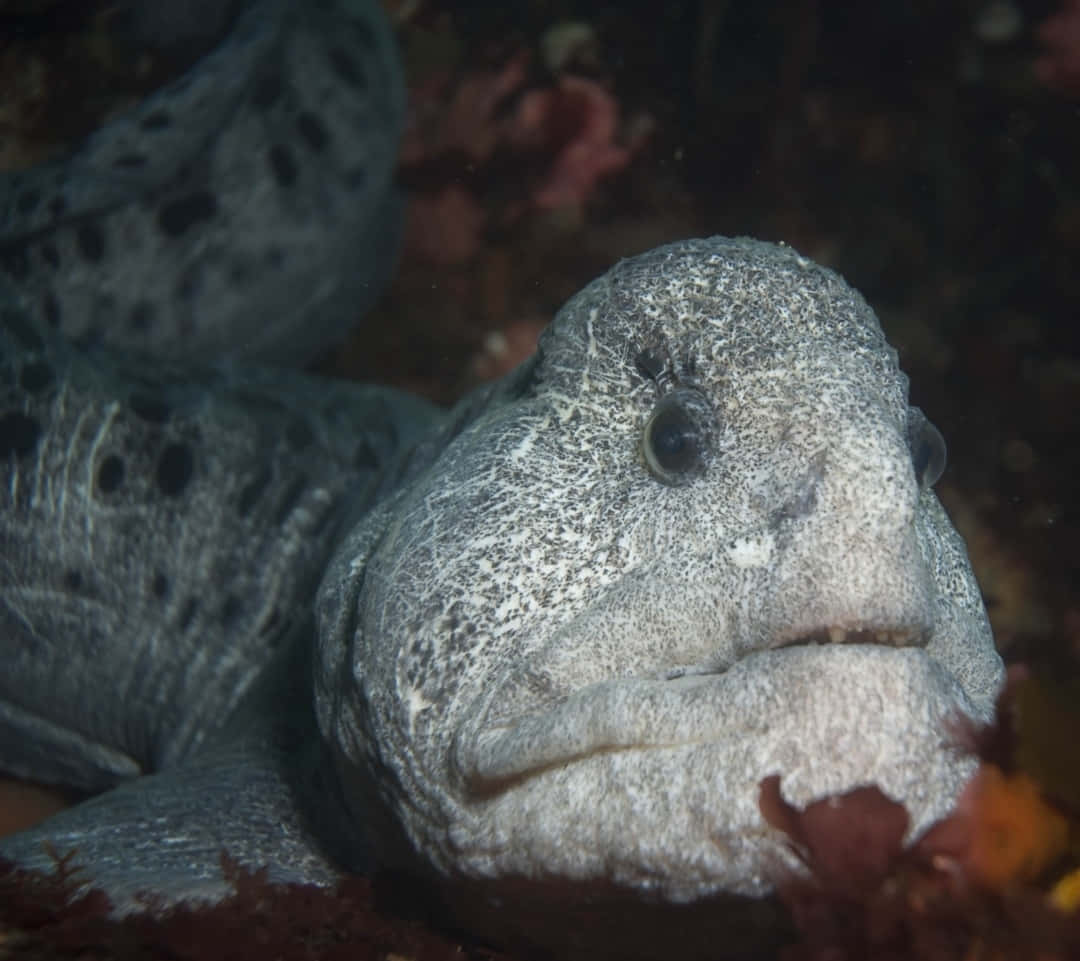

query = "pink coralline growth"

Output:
[[400, 50, 649, 265], [507, 75, 648, 210], [1035, 0, 1080, 96], [400, 55, 529, 166]]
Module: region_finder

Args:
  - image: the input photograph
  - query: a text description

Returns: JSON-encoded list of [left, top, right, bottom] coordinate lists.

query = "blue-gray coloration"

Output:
[[0, 2, 1003, 957], [0, 0, 403, 365]]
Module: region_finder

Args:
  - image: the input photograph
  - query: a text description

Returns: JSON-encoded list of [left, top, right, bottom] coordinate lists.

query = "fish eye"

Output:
[[642, 390, 709, 484], [907, 406, 947, 488]]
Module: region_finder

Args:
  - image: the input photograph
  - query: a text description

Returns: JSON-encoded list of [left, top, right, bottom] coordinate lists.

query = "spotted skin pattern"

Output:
[[0, 0, 403, 364], [0, 2, 1003, 955]]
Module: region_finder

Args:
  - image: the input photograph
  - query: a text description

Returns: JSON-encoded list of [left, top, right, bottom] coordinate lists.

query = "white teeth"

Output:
[[777, 626, 924, 651]]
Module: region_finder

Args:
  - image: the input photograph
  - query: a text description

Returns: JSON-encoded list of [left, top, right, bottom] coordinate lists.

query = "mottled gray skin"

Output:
[[0, 0, 403, 365], [314, 237, 1003, 905], [0, 1, 1002, 950], [0, 235, 1003, 944]]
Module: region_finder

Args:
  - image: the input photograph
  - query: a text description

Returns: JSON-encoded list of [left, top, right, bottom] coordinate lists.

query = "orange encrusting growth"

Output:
[[953, 765, 1070, 889], [1051, 867, 1080, 913]]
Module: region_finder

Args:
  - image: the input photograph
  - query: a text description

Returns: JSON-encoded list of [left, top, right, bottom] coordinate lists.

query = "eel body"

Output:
[[0, 4, 1003, 958]]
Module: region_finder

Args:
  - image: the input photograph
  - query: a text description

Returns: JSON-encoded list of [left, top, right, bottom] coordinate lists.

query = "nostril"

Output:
[[769, 450, 826, 527]]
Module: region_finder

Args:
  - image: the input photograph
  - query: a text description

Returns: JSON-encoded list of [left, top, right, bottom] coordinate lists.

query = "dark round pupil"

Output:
[[649, 407, 698, 472]]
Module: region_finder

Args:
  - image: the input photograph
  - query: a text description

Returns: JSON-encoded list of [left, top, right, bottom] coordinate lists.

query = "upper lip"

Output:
[[453, 626, 931, 798]]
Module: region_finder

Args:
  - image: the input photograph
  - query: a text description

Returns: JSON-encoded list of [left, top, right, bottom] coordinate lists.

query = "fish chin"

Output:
[[444, 644, 980, 899]]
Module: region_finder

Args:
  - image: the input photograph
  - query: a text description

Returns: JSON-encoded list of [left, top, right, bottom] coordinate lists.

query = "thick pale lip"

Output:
[[455, 627, 933, 796]]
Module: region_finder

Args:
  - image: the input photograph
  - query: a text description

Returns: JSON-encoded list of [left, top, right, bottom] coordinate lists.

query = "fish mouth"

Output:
[[769, 624, 926, 651], [454, 627, 934, 798]]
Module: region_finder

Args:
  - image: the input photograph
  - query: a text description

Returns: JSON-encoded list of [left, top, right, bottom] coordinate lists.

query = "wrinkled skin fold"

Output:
[[0, 0, 1004, 945], [0, 235, 1003, 958], [315, 237, 1003, 906]]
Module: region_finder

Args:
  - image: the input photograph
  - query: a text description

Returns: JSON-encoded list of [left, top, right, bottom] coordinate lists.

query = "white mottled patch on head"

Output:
[[726, 533, 775, 569], [585, 307, 600, 358], [509, 432, 536, 466], [406, 686, 435, 726]]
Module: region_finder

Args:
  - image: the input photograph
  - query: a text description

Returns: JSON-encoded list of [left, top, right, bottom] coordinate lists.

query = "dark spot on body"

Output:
[[378, 415, 399, 452], [129, 300, 154, 331], [73, 326, 103, 350], [157, 191, 218, 237], [63, 569, 82, 591], [75, 223, 106, 263], [274, 474, 307, 524], [42, 291, 61, 329], [40, 243, 60, 269], [129, 393, 170, 423], [48, 196, 67, 220], [228, 260, 251, 285], [16, 188, 41, 216], [2, 307, 44, 349], [140, 109, 171, 130], [152, 571, 169, 598], [268, 144, 298, 187], [296, 111, 330, 152], [113, 153, 147, 169], [174, 265, 202, 302], [237, 466, 273, 517], [285, 417, 314, 449], [252, 70, 283, 109], [343, 166, 367, 190], [96, 454, 125, 494], [328, 45, 365, 88], [264, 247, 285, 268], [347, 15, 377, 50], [220, 594, 242, 626], [178, 597, 197, 631], [19, 361, 53, 393], [0, 410, 41, 458], [91, 293, 117, 329], [156, 442, 193, 496], [0, 245, 30, 280], [354, 437, 378, 469]]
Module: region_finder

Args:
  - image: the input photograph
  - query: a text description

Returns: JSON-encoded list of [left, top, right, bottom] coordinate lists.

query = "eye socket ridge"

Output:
[[642, 388, 711, 485]]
